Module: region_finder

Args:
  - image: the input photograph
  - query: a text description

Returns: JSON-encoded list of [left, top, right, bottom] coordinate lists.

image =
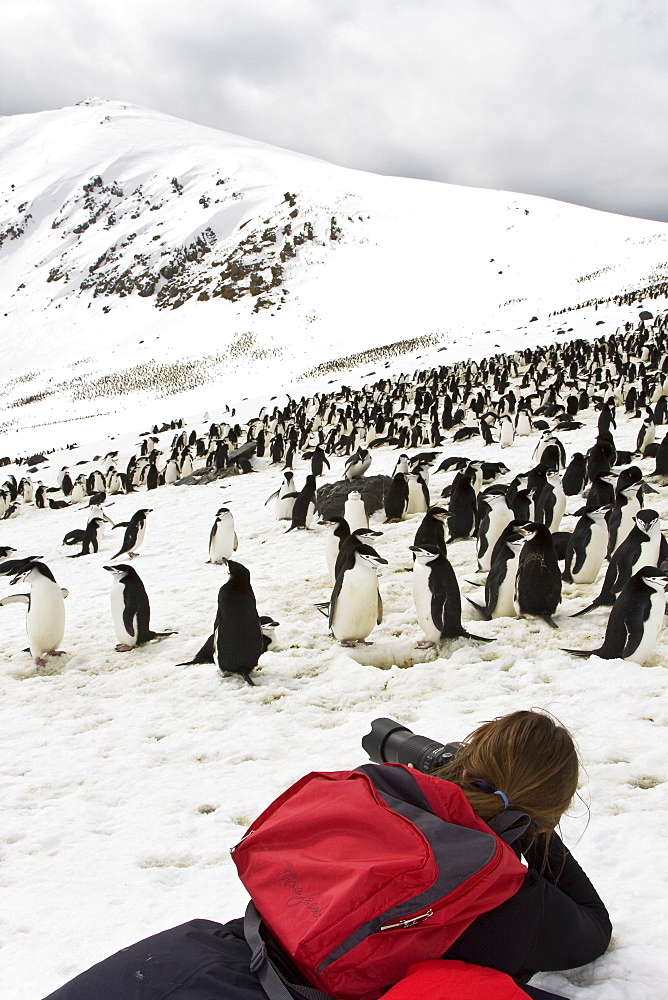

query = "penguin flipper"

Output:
[[570, 599, 603, 618], [113, 521, 130, 529], [61, 589, 69, 598], [465, 595, 491, 620], [377, 590, 383, 625], [178, 633, 215, 665], [314, 604, 330, 617], [264, 490, 280, 505], [233, 533, 238, 551], [0, 593, 29, 605]]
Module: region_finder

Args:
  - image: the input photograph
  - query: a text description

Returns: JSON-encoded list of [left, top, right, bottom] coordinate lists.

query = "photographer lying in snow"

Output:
[[43, 710, 611, 1000]]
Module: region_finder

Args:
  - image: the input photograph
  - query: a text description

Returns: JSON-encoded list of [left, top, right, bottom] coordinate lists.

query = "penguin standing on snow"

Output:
[[446, 471, 477, 541], [286, 475, 317, 531], [344, 491, 369, 532], [384, 474, 410, 522], [467, 532, 525, 620], [0, 558, 68, 666], [562, 453, 587, 496], [606, 485, 642, 558], [476, 493, 513, 571], [265, 471, 296, 521], [112, 508, 152, 559], [208, 508, 238, 564], [572, 509, 663, 616], [564, 568, 668, 665], [344, 447, 371, 480], [179, 560, 265, 685], [562, 508, 610, 584], [410, 544, 492, 646], [68, 516, 108, 557], [515, 408, 532, 436], [636, 413, 656, 456], [406, 471, 430, 515], [308, 445, 330, 478], [535, 471, 566, 533], [514, 522, 562, 627], [499, 415, 515, 448], [329, 543, 387, 646], [103, 564, 175, 651]]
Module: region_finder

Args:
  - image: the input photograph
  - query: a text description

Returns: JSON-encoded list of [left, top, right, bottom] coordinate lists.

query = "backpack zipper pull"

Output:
[[230, 830, 254, 853], [380, 908, 433, 931]]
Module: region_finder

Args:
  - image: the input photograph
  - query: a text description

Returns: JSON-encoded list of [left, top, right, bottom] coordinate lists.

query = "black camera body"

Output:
[[362, 718, 464, 775]]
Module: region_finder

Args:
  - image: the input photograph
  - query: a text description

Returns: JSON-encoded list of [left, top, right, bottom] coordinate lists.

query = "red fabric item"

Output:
[[232, 765, 527, 1000], [380, 959, 528, 999]]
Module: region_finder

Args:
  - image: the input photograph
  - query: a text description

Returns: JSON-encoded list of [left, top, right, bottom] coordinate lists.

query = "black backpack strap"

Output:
[[487, 808, 531, 844], [244, 902, 332, 1000]]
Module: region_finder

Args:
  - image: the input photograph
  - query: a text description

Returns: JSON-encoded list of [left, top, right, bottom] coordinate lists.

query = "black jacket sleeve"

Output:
[[443, 833, 612, 983]]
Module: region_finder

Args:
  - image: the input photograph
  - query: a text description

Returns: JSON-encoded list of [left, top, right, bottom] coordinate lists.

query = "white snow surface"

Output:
[[1, 101, 668, 998], [2, 318, 668, 999]]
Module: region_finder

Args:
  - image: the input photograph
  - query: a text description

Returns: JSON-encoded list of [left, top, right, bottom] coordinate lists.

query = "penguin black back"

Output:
[[514, 522, 561, 627], [214, 560, 264, 685]]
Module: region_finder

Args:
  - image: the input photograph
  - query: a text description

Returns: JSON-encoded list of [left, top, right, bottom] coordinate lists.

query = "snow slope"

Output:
[[1, 99, 668, 452]]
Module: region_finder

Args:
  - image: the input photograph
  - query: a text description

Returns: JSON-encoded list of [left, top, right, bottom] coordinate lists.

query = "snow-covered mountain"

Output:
[[2, 98, 668, 452]]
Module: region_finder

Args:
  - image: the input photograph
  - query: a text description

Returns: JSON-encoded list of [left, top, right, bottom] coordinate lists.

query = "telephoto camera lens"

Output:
[[361, 718, 464, 775]]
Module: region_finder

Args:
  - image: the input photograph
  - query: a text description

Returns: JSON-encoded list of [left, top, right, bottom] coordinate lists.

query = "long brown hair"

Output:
[[436, 710, 579, 834]]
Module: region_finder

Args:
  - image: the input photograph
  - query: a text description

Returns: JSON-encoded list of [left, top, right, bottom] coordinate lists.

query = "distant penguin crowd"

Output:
[[3, 307, 668, 678]]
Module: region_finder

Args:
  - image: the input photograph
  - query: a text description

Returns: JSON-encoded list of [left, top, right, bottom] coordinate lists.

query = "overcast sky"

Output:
[[2, 0, 667, 222]]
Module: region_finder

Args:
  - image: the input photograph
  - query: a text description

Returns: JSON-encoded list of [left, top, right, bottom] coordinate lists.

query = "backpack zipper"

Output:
[[380, 908, 433, 931]]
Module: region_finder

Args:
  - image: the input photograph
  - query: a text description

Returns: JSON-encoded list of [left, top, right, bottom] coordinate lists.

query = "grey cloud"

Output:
[[1, 0, 666, 221]]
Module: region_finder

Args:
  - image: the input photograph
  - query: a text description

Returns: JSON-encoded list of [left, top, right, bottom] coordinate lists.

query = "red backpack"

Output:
[[231, 763, 529, 1000]]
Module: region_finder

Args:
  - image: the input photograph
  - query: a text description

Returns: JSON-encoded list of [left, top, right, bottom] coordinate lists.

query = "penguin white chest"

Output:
[[303, 501, 315, 530], [412, 562, 441, 642], [492, 553, 521, 618], [627, 591, 665, 665], [407, 478, 427, 515], [209, 519, 236, 563], [26, 579, 65, 658], [344, 497, 368, 532], [110, 581, 136, 646], [572, 522, 607, 583], [275, 494, 295, 520], [331, 564, 379, 641]]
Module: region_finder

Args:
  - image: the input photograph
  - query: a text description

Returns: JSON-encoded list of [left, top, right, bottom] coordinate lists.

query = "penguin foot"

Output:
[[115, 643, 134, 652], [416, 640, 435, 648], [47, 649, 66, 656], [339, 640, 357, 647], [35, 657, 48, 667]]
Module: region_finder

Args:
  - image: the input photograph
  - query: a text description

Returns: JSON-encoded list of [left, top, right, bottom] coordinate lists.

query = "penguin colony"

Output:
[[3, 310, 668, 679]]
